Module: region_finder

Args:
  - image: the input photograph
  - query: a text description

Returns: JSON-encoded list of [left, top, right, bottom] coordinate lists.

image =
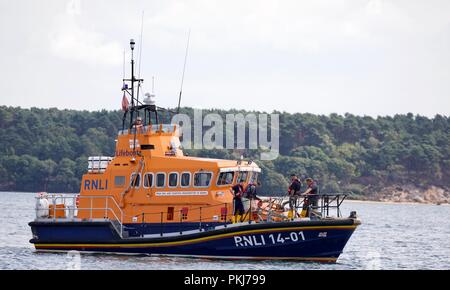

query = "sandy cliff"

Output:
[[369, 185, 450, 204]]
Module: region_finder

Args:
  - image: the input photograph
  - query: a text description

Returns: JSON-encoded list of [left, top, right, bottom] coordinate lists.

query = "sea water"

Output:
[[0, 192, 449, 270]]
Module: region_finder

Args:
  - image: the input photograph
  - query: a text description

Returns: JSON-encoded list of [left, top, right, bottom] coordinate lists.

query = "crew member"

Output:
[[244, 181, 261, 201], [288, 174, 302, 210], [133, 116, 144, 132], [244, 181, 262, 221], [231, 181, 245, 223], [301, 177, 319, 217]]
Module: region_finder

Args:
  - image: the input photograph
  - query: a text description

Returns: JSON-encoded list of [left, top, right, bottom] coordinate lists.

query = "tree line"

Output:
[[0, 106, 448, 196]]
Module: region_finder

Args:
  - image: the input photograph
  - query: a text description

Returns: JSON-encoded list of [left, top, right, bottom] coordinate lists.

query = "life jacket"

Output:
[[232, 184, 244, 199], [288, 179, 301, 195]]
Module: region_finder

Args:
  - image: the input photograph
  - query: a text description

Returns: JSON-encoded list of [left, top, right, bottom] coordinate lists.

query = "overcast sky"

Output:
[[0, 0, 449, 117]]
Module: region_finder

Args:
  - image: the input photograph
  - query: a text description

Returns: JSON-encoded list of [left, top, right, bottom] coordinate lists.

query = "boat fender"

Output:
[[36, 193, 49, 218]]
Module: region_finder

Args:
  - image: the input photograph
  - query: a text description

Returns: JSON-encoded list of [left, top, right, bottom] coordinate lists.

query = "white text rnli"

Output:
[[234, 232, 308, 248]]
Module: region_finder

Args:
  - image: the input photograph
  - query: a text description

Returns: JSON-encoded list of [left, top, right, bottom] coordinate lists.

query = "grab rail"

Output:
[[284, 193, 348, 219], [35, 194, 125, 238], [134, 202, 229, 236], [118, 124, 178, 136], [35, 193, 350, 239]]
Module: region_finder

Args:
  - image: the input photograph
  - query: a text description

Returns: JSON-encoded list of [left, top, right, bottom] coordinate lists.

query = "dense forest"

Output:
[[0, 106, 449, 198]]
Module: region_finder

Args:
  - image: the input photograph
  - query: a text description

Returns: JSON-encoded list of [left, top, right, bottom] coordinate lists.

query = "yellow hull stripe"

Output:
[[34, 249, 338, 262], [35, 225, 357, 249], [195, 256, 338, 263], [208, 257, 337, 263]]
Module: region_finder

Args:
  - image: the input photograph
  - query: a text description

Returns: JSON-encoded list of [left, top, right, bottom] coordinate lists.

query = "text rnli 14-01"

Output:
[[234, 232, 306, 247]]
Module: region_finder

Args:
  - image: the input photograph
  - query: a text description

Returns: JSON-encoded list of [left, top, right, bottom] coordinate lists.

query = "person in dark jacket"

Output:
[[244, 181, 261, 201], [287, 174, 302, 210], [231, 181, 245, 222], [301, 178, 319, 217]]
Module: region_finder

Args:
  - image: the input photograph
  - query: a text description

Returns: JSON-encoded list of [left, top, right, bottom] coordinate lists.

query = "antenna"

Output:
[[152, 76, 155, 94], [136, 10, 145, 115], [122, 49, 126, 83], [137, 10, 145, 79], [177, 29, 191, 114], [121, 49, 127, 130]]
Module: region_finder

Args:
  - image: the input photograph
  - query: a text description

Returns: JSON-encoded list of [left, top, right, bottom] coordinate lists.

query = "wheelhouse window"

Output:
[[143, 173, 153, 188], [114, 176, 126, 187], [194, 172, 212, 187], [236, 171, 248, 183], [168, 173, 178, 188], [156, 173, 166, 188], [249, 172, 259, 184], [217, 172, 234, 186], [130, 173, 141, 188], [181, 172, 191, 187]]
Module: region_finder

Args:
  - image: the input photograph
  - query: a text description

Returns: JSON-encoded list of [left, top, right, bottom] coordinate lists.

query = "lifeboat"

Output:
[[29, 39, 360, 262]]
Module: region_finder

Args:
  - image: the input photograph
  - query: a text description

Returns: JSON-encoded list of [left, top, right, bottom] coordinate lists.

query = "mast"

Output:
[[177, 29, 191, 114], [121, 36, 178, 133], [129, 38, 136, 129], [121, 50, 127, 131], [122, 39, 144, 130]]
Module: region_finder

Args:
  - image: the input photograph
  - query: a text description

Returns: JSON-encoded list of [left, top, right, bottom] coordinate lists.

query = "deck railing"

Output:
[[133, 202, 231, 237], [35, 193, 350, 238], [274, 193, 348, 220], [118, 124, 178, 136], [130, 193, 350, 237], [35, 194, 125, 238]]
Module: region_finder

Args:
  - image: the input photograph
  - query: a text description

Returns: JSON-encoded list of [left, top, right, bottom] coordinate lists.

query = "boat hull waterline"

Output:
[[30, 219, 359, 262]]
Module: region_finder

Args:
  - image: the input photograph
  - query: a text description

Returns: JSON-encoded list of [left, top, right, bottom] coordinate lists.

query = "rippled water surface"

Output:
[[1, 192, 449, 269]]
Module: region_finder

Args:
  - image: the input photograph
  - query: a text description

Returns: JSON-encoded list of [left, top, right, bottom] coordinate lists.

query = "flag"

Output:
[[121, 92, 129, 112]]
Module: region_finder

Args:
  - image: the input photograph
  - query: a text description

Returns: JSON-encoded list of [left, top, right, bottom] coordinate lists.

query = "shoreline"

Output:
[[345, 198, 450, 206], [2, 191, 449, 206], [258, 194, 450, 206]]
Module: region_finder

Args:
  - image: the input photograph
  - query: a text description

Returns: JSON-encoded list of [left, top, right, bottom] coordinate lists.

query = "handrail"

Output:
[[135, 202, 231, 236], [258, 193, 349, 221], [287, 193, 348, 219], [35, 193, 350, 238], [35, 194, 125, 238], [134, 202, 228, 219], [119, 157, 145, 207], [118, 124, 177, 136]]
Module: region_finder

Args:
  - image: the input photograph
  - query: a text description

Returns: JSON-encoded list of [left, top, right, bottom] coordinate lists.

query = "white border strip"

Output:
[[219, 167, 261, 173]]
